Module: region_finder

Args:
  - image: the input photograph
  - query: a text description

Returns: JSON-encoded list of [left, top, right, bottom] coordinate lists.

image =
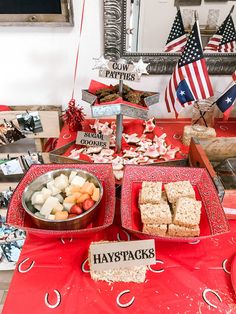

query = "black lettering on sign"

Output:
[[93, 254, 101, 265]]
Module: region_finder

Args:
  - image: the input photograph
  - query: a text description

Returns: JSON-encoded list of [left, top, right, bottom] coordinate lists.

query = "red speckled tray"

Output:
[[7, 164, 115, 238], [121, 165, 230, 242]]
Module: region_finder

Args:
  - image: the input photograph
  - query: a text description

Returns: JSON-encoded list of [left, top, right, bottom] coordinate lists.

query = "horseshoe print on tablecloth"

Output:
[[148, 259, 164, 273], [222, 259, 231, 274], [117, 230, 131, 241], [116, 290, 135, 308], [45, 289, 61, 309], [202, 288, 222, 309], [188, 239, 201, 245], [17, 257, 35, 273], [60, 238, 73, 244], [81, 257, 90, 273]]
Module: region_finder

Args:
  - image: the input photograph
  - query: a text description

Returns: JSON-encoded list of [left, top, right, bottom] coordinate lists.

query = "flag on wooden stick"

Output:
[[232, 70, 236, 82], [164, 9, 187, 52], [215, 76, 236, 120], [165, 16, 214, 117], [204, 6, 236, 52]]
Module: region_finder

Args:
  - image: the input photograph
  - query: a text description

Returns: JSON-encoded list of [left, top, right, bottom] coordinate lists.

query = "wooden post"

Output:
[[116, 114, 123, 153]]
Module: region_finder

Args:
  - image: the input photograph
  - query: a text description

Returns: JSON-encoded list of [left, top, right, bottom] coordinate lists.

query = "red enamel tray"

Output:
[[121, 165, 230, 242], [7, 164, 115, 238], [231, 254, 236, 295]]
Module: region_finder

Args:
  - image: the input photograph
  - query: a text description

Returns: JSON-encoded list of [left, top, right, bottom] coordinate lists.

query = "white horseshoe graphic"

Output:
[[60, 238, 73, 244], [220, 125, 228, 131], [202, 288, 222, 309], [222, 259, 231, 274], [81, 258, 90, 273], [63, 134, 71, 140], [116, 290, 135, 308], [188, 240, 201, 245], [45, 289, 61, 309], [18, 258, 35, 273], [117, 230, 131, 241], [148, 260, 164, 273], [173, 134, 182, 140]]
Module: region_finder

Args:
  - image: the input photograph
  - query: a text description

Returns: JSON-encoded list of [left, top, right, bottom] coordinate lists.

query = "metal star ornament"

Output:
[[133, 58, 150, 78], [93, 55, 110, 70]]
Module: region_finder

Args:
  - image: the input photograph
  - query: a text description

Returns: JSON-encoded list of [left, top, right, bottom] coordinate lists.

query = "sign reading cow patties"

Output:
[[99, 61, 139, 82], [90, 240, 156, 271], [76, 131, 110, 148]]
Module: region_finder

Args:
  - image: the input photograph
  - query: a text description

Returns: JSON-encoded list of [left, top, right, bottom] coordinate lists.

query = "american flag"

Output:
[[164, 10, 187, 52], [165, 20, 214, 116], [204, 10, 236, 52]]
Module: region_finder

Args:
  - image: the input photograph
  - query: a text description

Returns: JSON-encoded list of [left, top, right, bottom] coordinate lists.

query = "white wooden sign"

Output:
[[76, 131, 110, 148], [89, 240, 156, 271], [99, 61, 139, 82]]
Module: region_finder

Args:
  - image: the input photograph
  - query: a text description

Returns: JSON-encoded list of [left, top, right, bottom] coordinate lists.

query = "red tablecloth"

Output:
[[3, 220, 236, 314]]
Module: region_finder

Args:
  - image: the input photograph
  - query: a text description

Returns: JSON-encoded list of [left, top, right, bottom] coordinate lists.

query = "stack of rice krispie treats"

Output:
[[139, 180, 202, 237]]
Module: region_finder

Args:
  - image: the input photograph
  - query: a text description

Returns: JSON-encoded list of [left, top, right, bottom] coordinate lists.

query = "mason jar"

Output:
[[191, 100, 215, 131]]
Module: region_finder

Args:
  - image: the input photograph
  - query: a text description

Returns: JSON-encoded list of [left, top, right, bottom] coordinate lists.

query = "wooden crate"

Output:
[[189, 137, 236, 219]]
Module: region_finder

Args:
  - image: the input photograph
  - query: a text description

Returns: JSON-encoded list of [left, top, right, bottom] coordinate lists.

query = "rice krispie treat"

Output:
[[140, 202, 172, 224], [143, 223, 167, 236], [173, 197, 201, 227], [168, 224, 200, 237], [164, 180, 195, 204], [90, 266, 147, 283], [140, 181, 162, 204]]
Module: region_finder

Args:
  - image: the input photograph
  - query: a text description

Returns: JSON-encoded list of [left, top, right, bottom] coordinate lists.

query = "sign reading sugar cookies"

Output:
[[76, 131, 110, 148], [99, 61, 139, 82], [89, 240, 156, 271]]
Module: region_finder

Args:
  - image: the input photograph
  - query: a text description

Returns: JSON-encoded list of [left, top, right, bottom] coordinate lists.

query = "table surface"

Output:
[[0, 119, 236, 314], [2, 221, 236, 314]]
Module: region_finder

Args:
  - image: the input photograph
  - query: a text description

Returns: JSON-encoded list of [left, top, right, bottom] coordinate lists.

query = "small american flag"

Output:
[[165, 19, 214, 117], [204, 9, 236, 52], [164, 10, 187, 53]]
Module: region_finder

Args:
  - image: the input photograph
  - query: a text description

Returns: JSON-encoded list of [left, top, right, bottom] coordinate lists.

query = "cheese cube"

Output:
[[71, 176, 86, 187]]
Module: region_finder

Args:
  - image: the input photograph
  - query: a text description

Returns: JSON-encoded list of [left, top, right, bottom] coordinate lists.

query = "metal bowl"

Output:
[[22, 168, 103, 230]]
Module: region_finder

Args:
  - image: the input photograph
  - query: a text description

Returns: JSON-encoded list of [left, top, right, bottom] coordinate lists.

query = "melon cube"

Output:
[[92, 188, 100, 202]]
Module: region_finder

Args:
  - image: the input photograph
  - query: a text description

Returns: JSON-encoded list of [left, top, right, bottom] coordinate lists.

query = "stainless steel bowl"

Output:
[[22, 168, 103, 230]]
